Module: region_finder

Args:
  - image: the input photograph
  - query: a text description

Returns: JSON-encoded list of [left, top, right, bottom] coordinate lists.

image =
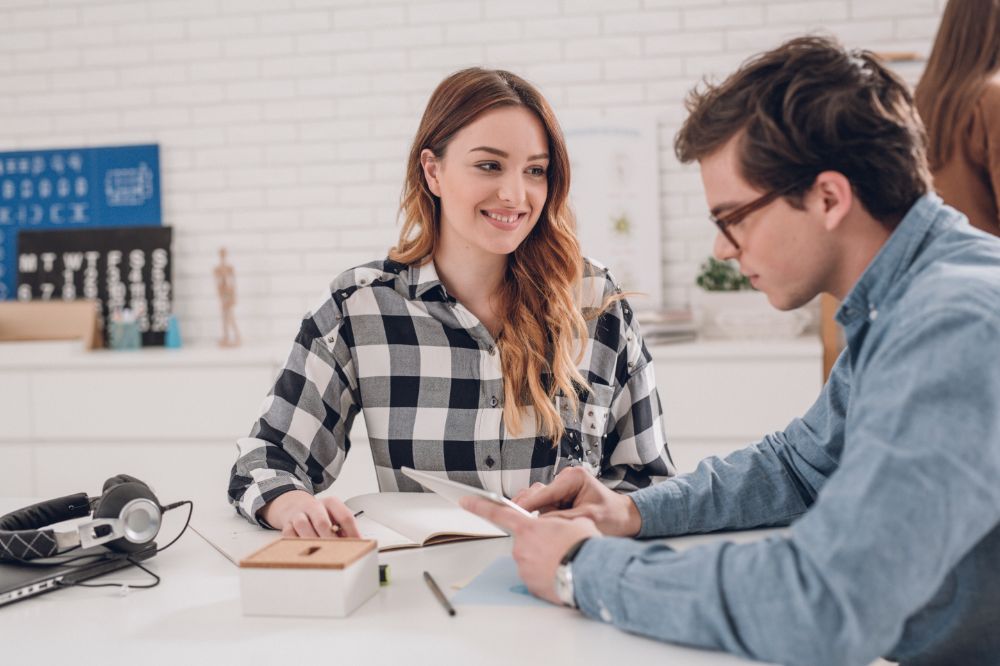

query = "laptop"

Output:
[[0, 543, 157, 608]]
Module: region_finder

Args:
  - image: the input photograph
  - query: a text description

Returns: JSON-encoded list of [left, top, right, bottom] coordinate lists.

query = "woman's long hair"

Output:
[[915, 0, 1000, 169], [390, 67, 588, 442]]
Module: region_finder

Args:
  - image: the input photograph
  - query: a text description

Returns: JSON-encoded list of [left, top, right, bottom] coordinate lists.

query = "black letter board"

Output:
[[16, 226, 173, 346]]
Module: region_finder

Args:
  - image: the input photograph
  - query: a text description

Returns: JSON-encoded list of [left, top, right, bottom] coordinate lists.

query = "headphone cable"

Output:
[[154, 500, 193, 553], [52, 500, 193, 591]]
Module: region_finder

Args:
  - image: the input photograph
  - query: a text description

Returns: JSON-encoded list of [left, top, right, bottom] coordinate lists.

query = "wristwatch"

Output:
[[554, 537, 590, 608]]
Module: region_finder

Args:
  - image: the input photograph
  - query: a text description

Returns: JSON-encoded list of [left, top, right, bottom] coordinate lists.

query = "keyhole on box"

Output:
[[300, 546, 321, 557]]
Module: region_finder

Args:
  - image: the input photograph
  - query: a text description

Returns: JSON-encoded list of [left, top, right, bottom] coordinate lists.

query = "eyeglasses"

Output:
[[709, 176, 815, 250]]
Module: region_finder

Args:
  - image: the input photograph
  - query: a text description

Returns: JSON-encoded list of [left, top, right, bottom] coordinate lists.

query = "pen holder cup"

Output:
[[108, 319, 142, 350], [239, 537, 379, 618]]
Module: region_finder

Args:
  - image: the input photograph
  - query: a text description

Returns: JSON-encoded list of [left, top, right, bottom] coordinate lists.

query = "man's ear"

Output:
[[812, 171, 853, 232], [420, 149, 442, 197]]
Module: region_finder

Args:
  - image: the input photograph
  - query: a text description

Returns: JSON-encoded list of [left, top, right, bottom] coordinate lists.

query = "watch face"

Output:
[[555, 564, 575, 607]]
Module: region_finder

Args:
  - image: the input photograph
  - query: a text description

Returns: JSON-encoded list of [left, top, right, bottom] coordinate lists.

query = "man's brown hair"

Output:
[[675, 36, 932, 229]]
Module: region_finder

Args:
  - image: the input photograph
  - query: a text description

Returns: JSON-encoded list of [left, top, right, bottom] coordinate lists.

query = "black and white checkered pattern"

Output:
[[0, 530, 58, 560], [229, 257, 675, 525]]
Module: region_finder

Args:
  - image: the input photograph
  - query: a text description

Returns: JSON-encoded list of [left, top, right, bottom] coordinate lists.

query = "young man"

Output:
[[463, 36, 1000, 666]]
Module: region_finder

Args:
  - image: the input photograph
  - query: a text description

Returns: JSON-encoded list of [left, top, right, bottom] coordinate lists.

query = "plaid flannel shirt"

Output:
[[229, 257, 675, 524]]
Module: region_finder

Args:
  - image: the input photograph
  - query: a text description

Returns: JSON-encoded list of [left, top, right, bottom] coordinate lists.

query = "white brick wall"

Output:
[[0, 0, 946, 344]]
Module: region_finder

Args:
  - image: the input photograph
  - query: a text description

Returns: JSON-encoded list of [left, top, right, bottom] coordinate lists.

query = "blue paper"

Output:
[[452, 556, 550, 608]]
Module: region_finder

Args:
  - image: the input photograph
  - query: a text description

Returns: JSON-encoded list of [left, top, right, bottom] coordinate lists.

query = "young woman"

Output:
[[228, 68, 675, 537], [915, 0, 1000, 235]]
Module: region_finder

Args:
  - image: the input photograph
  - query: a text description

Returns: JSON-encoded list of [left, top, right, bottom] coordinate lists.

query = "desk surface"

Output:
[[1, 499, 766, 666]]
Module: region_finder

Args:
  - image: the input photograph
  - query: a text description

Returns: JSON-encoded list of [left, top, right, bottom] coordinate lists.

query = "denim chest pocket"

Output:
[[554, 382, 615, 477]]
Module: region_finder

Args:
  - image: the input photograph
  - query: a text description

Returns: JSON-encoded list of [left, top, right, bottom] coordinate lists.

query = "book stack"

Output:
[[635, 308, 697, 345]]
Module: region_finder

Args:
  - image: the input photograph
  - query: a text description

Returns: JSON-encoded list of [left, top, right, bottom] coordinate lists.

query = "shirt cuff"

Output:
[[572, 536, 665, 624], [242, 478, 310, 528], [632, 478, 688, 537]]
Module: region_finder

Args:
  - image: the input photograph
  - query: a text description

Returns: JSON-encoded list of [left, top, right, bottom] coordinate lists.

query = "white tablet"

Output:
[[400, 467, 536, 520]]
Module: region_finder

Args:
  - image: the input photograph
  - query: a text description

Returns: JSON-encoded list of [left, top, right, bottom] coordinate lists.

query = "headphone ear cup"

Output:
[[94, 478, 162, 553], [102, 474, 150, 495]]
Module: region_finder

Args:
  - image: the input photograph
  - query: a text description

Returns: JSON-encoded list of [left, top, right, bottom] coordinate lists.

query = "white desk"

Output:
[[1, 498, 765, 666]]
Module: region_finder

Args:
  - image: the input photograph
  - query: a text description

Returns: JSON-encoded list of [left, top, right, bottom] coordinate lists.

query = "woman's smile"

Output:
[[481, 208, 528, 230]]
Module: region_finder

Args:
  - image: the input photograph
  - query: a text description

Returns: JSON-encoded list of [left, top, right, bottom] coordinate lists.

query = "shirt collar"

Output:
[[836, 193, 947, 326], [407, 258, 450, 301]]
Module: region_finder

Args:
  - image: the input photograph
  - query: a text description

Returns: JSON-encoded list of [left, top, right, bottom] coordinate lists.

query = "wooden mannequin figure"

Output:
[[214, 247, 241, 348]]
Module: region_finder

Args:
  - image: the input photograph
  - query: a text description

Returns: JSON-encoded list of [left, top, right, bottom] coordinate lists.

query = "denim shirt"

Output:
[[571, 195, 1000, 666]]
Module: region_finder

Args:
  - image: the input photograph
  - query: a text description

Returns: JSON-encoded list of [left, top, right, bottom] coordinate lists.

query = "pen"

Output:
[[423, 570, 456, 616], [332, 510, 364, 534]]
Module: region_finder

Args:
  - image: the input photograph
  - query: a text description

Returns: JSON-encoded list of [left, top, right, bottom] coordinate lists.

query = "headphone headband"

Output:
[[0, 493, 93, 560]]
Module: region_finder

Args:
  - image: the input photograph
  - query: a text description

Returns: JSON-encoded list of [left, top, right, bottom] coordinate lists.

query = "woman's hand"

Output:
[[259, 490, 361, 538]]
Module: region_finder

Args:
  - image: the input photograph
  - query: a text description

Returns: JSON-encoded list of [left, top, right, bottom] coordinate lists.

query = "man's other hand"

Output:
[[511, 467, 643, 537]]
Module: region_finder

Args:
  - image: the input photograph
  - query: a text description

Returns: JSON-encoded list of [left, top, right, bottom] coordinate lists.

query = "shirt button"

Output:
[[488, 345, 496, 355], [599, 603, 612, 623], [869, 308, 878, 321], [485, 456, 495, 468], [490, 396, 498, 407]]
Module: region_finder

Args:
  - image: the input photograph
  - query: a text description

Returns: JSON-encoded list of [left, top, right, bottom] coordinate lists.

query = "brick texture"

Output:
[[0, 0, 946, 343]]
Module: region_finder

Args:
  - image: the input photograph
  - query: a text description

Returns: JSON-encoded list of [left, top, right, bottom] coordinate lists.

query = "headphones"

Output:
[[0, 474, 173, 562]]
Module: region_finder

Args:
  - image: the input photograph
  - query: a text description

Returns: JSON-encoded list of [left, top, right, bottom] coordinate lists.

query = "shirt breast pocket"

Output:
[[554, 382, 615, 477]]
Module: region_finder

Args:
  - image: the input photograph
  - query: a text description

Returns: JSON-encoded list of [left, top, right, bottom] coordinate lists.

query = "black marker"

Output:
[[423, 570, 456, 616]]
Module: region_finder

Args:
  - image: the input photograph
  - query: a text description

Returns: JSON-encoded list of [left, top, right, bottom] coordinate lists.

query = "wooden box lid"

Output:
[[239, 537, 376, 570]]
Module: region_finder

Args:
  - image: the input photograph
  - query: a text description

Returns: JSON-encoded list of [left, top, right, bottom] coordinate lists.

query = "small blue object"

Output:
[[165, 314, 182, 348], [108, 320, 141, 350], [450, 557, 549, 608], [107, 308, 142, 350]]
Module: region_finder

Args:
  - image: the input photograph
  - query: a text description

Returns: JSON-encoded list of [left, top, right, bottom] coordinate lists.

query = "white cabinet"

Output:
[[649, 339, 823, 473], [0, 337, 822, 500], [0, 342, 280, 501]]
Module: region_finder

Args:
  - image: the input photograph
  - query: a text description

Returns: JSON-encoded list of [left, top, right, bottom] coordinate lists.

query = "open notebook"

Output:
[[192, 492, 506, 564]]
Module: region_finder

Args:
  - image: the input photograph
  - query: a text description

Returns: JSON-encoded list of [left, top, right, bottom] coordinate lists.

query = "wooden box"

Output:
[[239, 537, 378, 618], [0, 301, 101, 349]]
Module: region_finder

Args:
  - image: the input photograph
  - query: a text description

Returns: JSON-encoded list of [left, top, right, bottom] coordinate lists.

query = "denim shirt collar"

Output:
[[836, 194, 946, 328]]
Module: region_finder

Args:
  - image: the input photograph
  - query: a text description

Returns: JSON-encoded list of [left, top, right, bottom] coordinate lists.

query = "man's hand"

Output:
[[511, 467, 643, 537], [460, 496, 600, 606], [259, 490, 361, 538]]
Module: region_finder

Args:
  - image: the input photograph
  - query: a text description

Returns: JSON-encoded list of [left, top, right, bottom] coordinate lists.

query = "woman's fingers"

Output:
[[323, 497, 362, 538], [286, 512, 320, 538]]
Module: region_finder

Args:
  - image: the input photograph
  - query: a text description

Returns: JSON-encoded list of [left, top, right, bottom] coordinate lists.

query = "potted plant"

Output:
[[692, 258, 810, 339]]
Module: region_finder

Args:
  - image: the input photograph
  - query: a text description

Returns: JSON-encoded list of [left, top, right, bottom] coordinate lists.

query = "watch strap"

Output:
[[560, 537, 590, 566]]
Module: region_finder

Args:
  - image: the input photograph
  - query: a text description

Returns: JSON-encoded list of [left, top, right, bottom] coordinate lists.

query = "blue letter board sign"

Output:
[[0, 143, 161, 300]]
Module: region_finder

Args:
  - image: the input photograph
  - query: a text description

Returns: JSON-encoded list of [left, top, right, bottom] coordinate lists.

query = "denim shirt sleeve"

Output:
[[628, 345, 852, 538], [571, 306, 1000, 666]]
